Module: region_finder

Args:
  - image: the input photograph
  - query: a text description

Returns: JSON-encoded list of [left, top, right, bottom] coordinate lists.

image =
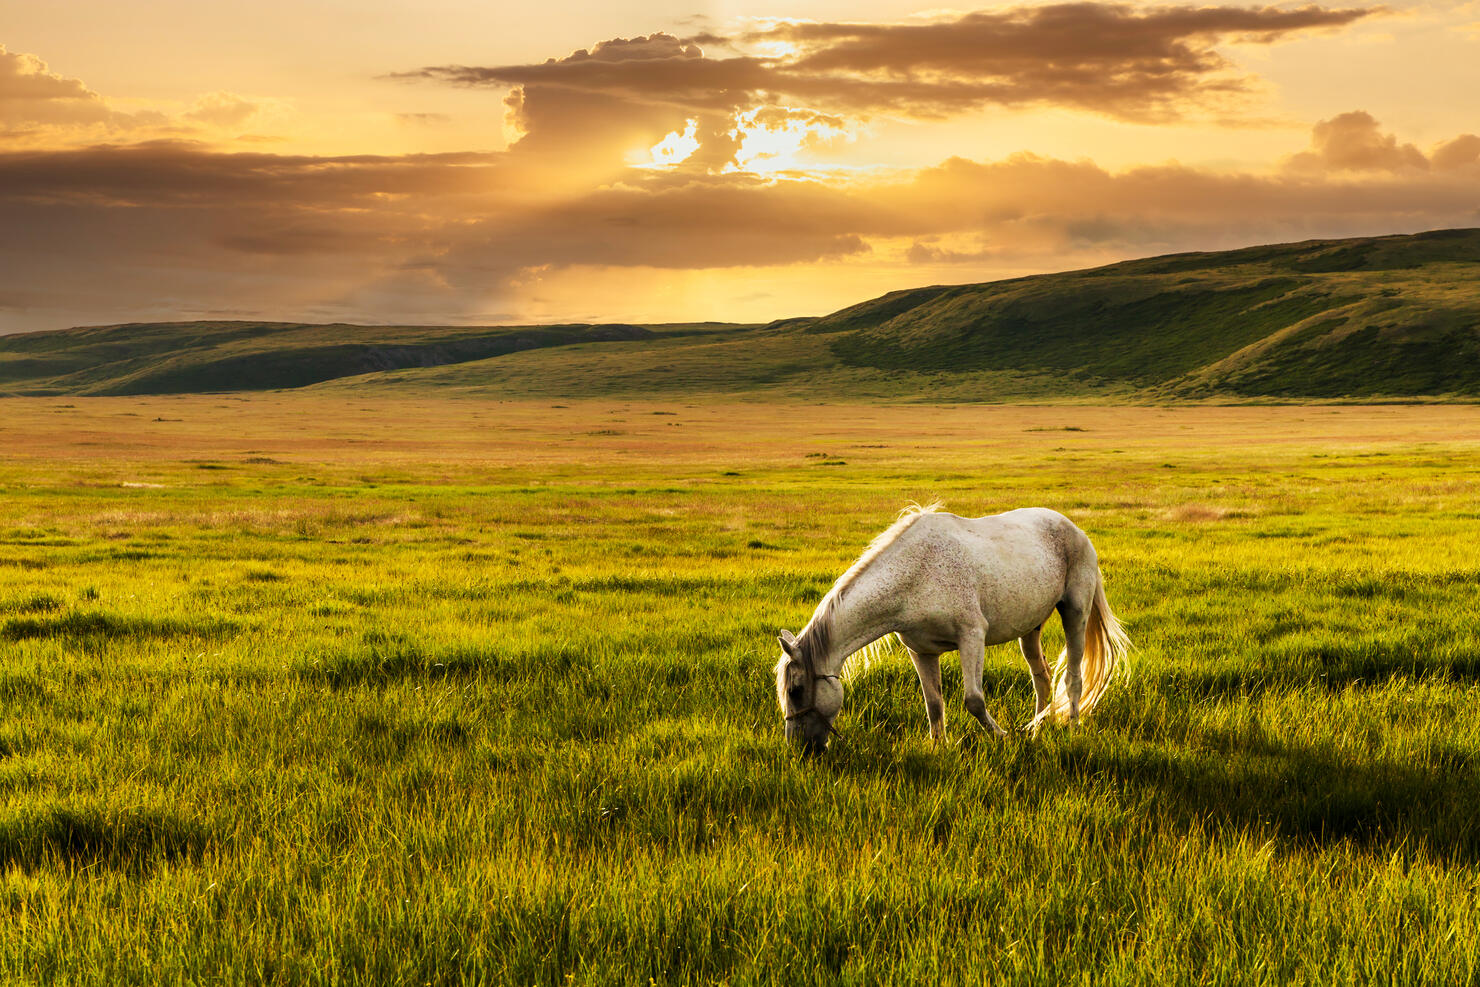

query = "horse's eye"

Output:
[[787, 685, 804, 704]]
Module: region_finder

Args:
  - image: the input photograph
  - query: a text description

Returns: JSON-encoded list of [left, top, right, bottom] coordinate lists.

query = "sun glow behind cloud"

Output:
[[6, 1, 1480, 333], [636, 105, 856, 174], [636, 118, 700, 168], [727, 107, 853, 174]]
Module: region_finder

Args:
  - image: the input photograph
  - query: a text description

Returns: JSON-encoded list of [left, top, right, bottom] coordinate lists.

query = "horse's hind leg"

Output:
[[1058, 598, 1089, 721], [908, 648, 946, 742], [1019, 624, 1052, 734], [960, 626, 1009, 738]]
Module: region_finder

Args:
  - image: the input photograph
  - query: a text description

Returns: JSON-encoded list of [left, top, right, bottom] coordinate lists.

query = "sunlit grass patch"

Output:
[[294, 634, 501, 687], [0, 399, 1479, 983]]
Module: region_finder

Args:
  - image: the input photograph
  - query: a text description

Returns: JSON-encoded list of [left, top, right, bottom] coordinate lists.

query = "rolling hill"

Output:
[[0, 321, 726, 396], [813, 227, 1480, 399], [4, 228, 1479, 401]]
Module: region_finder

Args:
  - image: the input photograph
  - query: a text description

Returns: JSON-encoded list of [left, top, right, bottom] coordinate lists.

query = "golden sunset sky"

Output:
[[3, 1, 1478, 332]]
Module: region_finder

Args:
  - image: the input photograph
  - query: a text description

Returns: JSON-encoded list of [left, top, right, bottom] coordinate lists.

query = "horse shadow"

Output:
[[830, 661, 1480, 865], [1120, 651, 1480, 862], [1064, 725, 1480, 865]]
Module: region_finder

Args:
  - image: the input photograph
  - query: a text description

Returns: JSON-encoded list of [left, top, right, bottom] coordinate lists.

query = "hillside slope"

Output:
[[3, 228, 1478, 400], [0, 321, 726, 396], [813, 228, 1480, 398]]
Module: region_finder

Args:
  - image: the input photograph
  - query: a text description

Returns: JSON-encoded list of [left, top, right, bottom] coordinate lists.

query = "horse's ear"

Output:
[[778, 630, 800, 658]]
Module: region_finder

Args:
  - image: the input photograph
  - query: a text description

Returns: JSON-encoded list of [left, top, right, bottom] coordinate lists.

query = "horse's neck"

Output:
[[807, 568, 899, 674]]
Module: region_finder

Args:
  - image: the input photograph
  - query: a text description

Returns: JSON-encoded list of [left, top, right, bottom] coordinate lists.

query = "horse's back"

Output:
[[932, 507, 1091, 563], [910, 508, 1094, 643], [975, 507, 1094, 560]]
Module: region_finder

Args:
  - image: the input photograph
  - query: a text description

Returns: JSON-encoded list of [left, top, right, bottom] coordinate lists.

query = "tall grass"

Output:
[[1, 397, 1478, 984]]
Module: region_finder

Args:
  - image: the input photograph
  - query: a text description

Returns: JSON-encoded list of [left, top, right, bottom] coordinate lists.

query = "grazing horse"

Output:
[[775, 504, 1131, 754]]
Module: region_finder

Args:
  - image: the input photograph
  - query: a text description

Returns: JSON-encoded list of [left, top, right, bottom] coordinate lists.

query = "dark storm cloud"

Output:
[[398, 5, 1378, 121]]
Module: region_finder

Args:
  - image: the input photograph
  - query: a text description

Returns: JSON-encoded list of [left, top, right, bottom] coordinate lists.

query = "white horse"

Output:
[[775, 504, 1131, 754]]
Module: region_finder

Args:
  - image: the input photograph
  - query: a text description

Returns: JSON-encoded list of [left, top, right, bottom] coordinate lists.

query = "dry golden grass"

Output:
[[5, 396, 1479, 468]]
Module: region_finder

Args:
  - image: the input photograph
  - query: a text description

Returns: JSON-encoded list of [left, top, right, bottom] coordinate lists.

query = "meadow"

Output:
[[2, 395, 1479, 985]]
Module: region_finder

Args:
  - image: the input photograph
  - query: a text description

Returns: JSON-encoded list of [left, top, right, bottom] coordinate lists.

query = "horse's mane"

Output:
[[798, 501, 942, 682]]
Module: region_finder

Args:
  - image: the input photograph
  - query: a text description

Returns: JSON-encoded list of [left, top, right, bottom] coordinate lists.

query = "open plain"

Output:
[[2, 396, 1480, 984]]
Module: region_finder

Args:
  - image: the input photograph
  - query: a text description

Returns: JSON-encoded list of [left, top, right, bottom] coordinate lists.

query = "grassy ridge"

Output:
[[0, 321, 726, 396], [822, 228, 1480, 398], [2, 228, 1479, 399], [1, 397, 1480, 983], [338, 227, 1480, 401]]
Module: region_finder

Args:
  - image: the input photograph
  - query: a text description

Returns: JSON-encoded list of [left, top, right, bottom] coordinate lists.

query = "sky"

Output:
[[2, 1, 1478, 333]]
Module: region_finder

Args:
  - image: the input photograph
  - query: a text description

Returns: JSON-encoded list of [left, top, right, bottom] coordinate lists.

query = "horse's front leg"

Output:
[[908, 648, 945, 742], [960, 626, 1009, 738]]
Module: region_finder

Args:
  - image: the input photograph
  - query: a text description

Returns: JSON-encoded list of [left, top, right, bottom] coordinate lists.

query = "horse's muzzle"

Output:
[[786, 714, 830, 756]]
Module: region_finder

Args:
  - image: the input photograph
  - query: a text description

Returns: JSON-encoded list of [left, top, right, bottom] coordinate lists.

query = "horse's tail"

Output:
[[1049, 570, 1131, 721]]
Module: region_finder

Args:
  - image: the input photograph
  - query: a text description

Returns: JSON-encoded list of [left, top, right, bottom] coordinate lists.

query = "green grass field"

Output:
[[2, 397, 1479, 984]]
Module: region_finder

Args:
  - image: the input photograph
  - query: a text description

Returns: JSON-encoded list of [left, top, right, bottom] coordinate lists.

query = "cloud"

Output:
[[435, 174, 877, 286], [1284, 110, 1480, 174], [401, 36, 746, 175], [499, 81, 685, 161], [183, 91, 260, 129], [560, 33, 705, 63], [400, 5, 1378, 126], [398, 34, 767, 115], [885, 146, 1480, 259], [750, 3, 1377, 119], [0, 141, 507, 208], [14, 16, 1477, 334], [396, 111, 452, 126], [1286, 110, 1430, 172], [0, 144, 490, 331], [0, 44, 125, 127], [1431, 133, 1480, 170], [0, 46, 278, 146], [3, 109, 1478, 334]]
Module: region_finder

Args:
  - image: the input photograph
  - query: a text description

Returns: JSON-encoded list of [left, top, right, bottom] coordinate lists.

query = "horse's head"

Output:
[[775, 628, 841, 756]]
